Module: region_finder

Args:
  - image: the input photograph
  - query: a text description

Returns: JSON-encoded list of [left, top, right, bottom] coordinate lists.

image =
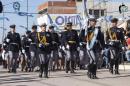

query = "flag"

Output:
[[76, 15, 83, 29], [83, 0, 88, 19], [81, 0, 89, 31]]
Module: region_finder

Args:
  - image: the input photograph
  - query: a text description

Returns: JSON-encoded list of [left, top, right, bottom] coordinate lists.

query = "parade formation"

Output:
[[1, 17, 129, 80], [1, 1, 130, 85]]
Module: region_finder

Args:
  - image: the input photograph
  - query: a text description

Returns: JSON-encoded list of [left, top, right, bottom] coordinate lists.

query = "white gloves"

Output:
[[39, 44, 42, 47], [109, 41, 113, 45], [62, 46, 65, 50], [28, 38, 32, 42], [125, 36, 128, 39], [66, 45, 69, 49], [122, 47, 125, 50], [22, 49, 25, 53], [80, 43, 82, 46], [3, 43, 6, 46], [6, 38, 10, 43], [77, 47, 80, 51]]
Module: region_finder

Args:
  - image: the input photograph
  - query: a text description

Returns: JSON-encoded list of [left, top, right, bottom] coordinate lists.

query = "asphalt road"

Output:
[[0, 66, 130, 86]]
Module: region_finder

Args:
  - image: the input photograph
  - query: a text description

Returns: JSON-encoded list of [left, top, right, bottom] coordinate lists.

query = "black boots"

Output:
[[39, 64, 49, 78], [87, 64, 98, 79], [65, 61, 70, 73], [65, 60, 75, 73], [39, 64, 43, 78]]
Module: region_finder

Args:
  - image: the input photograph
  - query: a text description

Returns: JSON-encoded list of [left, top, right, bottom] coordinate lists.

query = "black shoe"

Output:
[[92, 75, 98, 79], [66, 70, 68, 73], [25, 67, 28, 72], [39, 73, 42, 78], [70, 70, 75, 73], [44, 75, 48, 78], [29, 68, 31, 72], [115, 70, 120, 75], [44, 73, 48, 78], [87, 72, 92, 79], [12, 69, 17, 73], [109, 69, 113, 74], [8, 69, 11, 73], [52, 66, 55, 71]]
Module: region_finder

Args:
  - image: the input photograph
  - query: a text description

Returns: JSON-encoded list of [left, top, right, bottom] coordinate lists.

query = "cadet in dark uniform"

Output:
[[2, 38, 9, 69], [61, 22, 79, 73], [79, 27, 89, 69], [48, 25, 60, 71], [38, 23, 52, 78], [106, 18, 125, 74], [6, 24, 21, 73], [28, 25, 38, 71], [86, 18, 104, 79], [21, 31, 31, 72]]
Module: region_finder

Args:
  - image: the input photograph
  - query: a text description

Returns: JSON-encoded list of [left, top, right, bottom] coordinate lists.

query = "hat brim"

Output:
[[40, 25, 47, 27]]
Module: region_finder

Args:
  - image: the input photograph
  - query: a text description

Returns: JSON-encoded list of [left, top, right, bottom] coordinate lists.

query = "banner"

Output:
[[49, 14, 81, 26], [37, 14, 82, 28]]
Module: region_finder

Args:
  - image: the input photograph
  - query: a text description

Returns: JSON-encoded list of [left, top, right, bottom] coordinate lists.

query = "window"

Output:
[[89, 9, 105, 18]]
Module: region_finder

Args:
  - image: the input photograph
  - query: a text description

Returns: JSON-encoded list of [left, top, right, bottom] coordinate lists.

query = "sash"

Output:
[[87, 28, 99, 50]]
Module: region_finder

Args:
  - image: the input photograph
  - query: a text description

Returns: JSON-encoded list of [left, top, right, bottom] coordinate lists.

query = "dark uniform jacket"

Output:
[[62, 29, 79, 51], [6, 32, 21, 52], [106, 26, 125, 48], [28, 32, 38, 51], [51, 32, 60, 50], [86, 27, 105, 50], [37, 32, 52, 53], [21, 35, 31, 52]]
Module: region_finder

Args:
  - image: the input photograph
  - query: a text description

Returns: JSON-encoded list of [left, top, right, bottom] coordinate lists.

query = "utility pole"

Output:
[[27, 0, 29, 30], [2, 6, 5, 42]]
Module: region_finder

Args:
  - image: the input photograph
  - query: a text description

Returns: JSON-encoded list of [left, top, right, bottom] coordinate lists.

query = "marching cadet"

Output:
[[48, 25, 60, 71], [38, 23, 52, 78], [2, 38, 9, 69], [61, 22, 79, 73], [5, 24, 21, 73], [28, 25, 38, 71], [86, 18, 104, 79], [21, 30, 31, 72], [79, 27, 89, 70], [106, 18, 125, 75]]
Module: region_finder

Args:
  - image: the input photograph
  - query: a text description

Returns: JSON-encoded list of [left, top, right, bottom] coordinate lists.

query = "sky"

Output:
[[0, 0, 130, 43]]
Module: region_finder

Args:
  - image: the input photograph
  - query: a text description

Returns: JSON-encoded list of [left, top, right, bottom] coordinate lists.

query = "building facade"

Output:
[[37, 0, 130, 30]]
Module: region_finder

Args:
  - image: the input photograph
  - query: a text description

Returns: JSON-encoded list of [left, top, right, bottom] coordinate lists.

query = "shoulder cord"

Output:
[[37, 32, 47, 45]]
